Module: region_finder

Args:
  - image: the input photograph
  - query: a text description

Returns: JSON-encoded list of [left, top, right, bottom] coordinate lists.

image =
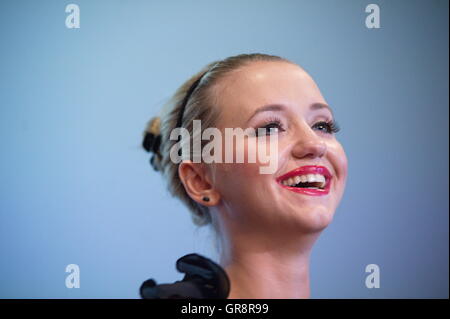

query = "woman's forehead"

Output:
[[213, 61, 325, 121], [221, 61, 306, 88]]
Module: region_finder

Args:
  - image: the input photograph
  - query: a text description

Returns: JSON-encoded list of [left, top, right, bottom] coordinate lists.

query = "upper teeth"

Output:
[[281, 174, 326, 188]]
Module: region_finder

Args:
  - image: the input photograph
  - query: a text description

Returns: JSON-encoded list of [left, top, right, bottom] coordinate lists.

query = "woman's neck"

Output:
[[219, 230, 320, 299]]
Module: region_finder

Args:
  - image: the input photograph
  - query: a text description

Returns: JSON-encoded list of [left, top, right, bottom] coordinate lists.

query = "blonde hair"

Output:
[[143, 53, 291, 226]]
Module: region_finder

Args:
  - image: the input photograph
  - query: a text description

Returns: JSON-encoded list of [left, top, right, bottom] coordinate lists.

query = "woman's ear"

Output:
[[178, 161, 220, 206]]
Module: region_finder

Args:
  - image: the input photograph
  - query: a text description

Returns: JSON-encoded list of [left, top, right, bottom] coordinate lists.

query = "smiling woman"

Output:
[[142, 53, 348, 299]]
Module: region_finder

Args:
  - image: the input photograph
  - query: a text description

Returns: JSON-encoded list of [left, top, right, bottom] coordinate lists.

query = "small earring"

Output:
[[202, 196, 210, 202]]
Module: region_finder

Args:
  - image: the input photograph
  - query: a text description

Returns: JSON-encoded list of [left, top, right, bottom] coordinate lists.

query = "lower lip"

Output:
[[277, 178, 331, 196]]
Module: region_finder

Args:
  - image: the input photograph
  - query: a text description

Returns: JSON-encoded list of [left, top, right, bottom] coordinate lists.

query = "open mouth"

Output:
[[281, 174, 326, 189], [276, 165, 332, 196]]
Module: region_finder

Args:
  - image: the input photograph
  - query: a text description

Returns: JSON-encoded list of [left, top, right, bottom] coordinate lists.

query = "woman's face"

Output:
[[208, 61, 348, 234]]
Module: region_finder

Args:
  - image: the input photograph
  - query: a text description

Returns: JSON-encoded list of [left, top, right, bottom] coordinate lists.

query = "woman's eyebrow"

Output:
[[246, 102, 334, 124], [310, 102, 334, 117], [246, 104, 286, 124]]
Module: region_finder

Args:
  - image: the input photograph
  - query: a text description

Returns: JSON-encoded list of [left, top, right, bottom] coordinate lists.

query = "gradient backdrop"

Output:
[[0, 0, 448, 298]]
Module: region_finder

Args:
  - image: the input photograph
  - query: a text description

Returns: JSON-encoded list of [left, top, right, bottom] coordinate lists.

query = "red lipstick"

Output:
[[276, 165, 332, 196]]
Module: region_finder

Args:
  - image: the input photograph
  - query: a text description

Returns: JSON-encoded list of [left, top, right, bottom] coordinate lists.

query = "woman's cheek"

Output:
[[221, 137, 269, 177], [330, 141, 348, 182], [326, 140, 348, 203], [214, 135, 280, 196]]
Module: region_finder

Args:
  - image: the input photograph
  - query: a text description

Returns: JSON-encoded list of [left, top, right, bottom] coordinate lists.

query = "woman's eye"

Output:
[[255, 122, 284, 136], [312, 121, 340, 134]]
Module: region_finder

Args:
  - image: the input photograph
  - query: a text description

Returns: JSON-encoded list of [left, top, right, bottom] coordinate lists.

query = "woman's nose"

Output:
[[291, 127, 327, 160]]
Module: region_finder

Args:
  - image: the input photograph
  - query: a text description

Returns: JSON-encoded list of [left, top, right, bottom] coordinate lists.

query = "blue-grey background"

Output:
[[0, 0, 448, 298]]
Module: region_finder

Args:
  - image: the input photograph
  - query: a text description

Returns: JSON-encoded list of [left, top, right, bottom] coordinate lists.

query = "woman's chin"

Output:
[[291, 205, 335, 233]]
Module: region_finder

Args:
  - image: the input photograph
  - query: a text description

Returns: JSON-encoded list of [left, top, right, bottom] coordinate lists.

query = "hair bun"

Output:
[[143, 117, 161, 153], [142, 131, 161, 154], [143, 117, 162, 171]]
